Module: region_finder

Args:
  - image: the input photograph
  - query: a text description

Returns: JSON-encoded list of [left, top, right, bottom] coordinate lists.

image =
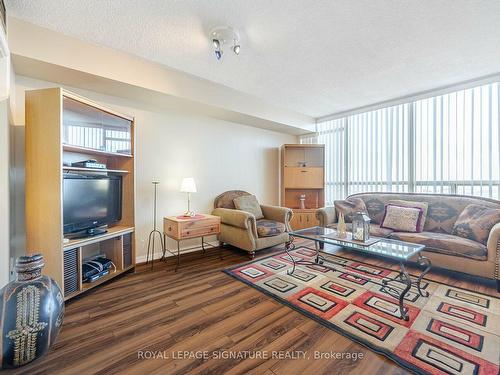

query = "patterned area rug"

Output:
[[223, 247, 500, 375]]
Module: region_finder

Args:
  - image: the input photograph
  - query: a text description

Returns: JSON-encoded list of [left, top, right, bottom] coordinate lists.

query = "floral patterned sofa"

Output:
[[316, 192, 500, 291]]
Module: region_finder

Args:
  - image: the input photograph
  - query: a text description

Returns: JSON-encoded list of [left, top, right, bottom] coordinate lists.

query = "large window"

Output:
[[307, 82, 500, 204]]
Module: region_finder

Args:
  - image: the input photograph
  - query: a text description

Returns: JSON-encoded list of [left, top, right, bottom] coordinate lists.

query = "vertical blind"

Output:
[[308, 82, 500, 205]]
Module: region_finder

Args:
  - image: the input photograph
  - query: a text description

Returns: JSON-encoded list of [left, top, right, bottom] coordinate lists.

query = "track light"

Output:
[[209, 26, 241, 61]]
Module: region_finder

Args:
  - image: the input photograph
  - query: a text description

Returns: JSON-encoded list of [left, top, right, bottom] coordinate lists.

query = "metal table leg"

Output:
[[416, 254, 431, 297], [314, 240, 323, 264], [397, 261, 412, 321], [161, 234, 167, 261], [284, 235, 297, 275], [176, 240, 180, 272]]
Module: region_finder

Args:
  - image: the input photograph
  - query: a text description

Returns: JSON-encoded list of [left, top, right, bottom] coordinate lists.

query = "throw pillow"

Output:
[[233, 195, 264, 219], [387, 199, 428, 232], [334, 197, 368, 223], [381, 204, 424, 232], [452, 204, 500, 245]]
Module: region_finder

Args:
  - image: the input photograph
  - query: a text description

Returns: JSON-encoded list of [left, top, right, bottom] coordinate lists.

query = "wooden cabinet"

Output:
[[25, 88, 136, 300], [281, 144, 325, 230], [164, 215, 221, 241], [290, 209, 320, 230], [284, 167, 324, 188]]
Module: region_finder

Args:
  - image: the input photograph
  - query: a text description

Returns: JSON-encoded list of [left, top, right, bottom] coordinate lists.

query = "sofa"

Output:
[[212, 190, 292, 258], [316, 192, 500, 291]]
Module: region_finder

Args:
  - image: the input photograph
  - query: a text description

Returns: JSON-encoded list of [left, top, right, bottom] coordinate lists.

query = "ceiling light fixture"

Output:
[[209, 26, 240, 61]]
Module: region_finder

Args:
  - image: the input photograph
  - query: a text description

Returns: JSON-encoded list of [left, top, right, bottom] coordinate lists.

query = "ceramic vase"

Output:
[[0, 254, 64, 369], [299, 194, 306, 209]]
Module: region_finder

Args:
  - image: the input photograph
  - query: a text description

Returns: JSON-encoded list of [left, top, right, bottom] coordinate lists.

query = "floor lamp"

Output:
[[146, 181, 164, 269]]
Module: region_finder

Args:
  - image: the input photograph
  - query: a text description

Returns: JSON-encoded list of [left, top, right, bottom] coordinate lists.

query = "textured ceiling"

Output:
[[6, 0, 500, 118]]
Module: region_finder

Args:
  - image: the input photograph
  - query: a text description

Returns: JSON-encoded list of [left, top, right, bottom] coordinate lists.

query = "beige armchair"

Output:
[[212, 190, 292, 259]]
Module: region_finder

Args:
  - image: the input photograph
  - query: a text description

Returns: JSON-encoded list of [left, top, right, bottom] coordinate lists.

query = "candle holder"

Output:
[[352, 212, 371, 242]]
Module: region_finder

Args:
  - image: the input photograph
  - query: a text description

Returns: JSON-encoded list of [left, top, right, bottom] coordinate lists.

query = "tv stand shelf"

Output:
[[26, 87, 136, 301], [64, 225, 135, 250], [63, 166, 130, 174]]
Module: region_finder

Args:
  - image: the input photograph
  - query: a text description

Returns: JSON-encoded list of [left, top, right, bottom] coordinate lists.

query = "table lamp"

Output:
[[180, 177, 197, 217]]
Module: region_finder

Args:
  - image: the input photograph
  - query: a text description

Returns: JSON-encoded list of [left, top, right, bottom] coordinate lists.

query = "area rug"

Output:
[[223, 247, 500, 375]]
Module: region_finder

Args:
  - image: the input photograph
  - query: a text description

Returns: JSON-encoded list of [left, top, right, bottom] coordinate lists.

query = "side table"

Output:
[[163, 214, 221, 271]]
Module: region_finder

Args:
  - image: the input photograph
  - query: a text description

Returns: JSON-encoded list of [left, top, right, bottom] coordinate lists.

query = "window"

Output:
[[414, 85, 499, 198], [306, 82, 500, 204]]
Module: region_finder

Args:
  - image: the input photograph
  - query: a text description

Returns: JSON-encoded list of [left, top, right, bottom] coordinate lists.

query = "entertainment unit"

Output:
[[281, 144, 325, 230], [25, 87, 136, 300]]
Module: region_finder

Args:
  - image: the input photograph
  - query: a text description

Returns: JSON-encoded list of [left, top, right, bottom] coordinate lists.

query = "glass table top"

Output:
[[290, 226, 425, 261]]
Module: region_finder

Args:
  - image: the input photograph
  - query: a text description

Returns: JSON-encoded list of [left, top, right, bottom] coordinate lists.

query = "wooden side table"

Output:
[[163, 214, 221, 271]]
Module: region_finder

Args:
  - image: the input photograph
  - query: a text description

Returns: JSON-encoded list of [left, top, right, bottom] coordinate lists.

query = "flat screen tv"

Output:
[[63, 173, 122, 236]]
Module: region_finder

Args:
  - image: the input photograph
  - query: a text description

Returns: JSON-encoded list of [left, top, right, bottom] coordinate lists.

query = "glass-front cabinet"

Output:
[[62, 96, 132, 155]]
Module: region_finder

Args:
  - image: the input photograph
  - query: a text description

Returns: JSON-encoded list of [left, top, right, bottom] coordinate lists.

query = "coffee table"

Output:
[[284, 226, 432, 321]]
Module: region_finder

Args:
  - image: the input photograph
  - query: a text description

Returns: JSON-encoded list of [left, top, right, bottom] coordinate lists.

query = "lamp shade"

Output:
[[180, 177, 197, 193]]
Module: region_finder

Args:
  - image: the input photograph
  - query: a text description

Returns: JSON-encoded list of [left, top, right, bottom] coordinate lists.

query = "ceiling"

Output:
[[6, 0, 500, 119]]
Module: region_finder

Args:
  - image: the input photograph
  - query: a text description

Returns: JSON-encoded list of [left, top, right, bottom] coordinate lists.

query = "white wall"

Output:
[[12, 75, 296, 261], [0, 98, 9, 287]]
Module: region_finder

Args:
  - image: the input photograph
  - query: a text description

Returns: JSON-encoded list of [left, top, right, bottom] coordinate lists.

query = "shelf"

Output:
[[63, 144, 133, 158], [82, 270, 118, 290], [63, 166, 130, 174], [64, 225, 135, 250]]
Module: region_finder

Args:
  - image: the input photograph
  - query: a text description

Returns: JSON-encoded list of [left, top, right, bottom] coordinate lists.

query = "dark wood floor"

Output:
[[7, 241, 498, 375]]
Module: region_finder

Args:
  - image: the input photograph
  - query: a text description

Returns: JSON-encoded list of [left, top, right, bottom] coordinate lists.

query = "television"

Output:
[[63, 173, 122, 236]]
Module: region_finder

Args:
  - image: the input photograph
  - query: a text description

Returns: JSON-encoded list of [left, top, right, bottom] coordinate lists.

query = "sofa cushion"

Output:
[[451, 204, 500, 245], [334, 197, 368, 223], [233, 195, 264, 219], [328, 223, 394, 238], [381, 204, 424, 233], [256, 219, 286, 237], [387, 200, 428, 232], [390, 231, 487, 260]]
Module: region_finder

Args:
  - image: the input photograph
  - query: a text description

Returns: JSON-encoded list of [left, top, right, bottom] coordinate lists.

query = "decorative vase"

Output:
[[299, 194, 306, 209], [337, 212, 347, 238], [0, 254, 64, 369]]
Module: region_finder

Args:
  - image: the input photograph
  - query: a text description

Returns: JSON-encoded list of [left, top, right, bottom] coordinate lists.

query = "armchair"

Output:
[[212, 190, 292, 259]]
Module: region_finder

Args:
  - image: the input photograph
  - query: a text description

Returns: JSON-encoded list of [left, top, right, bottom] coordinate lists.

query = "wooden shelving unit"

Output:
[[63, 144, 133, 158], [62, 166, 130, 174], [63, 225, 135, 250], [25, 87, 136, 301], [281, 144, 325, 230]]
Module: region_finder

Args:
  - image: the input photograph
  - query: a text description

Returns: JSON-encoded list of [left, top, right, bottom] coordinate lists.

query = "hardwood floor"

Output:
[[7, 241, 498, 375]]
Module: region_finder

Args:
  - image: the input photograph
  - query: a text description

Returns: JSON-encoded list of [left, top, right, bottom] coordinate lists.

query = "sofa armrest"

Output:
[[260, 205, 292, 227], [487, 223, 500, 268], [316, 207, 337, 227], [212, 208, 257, 235]]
